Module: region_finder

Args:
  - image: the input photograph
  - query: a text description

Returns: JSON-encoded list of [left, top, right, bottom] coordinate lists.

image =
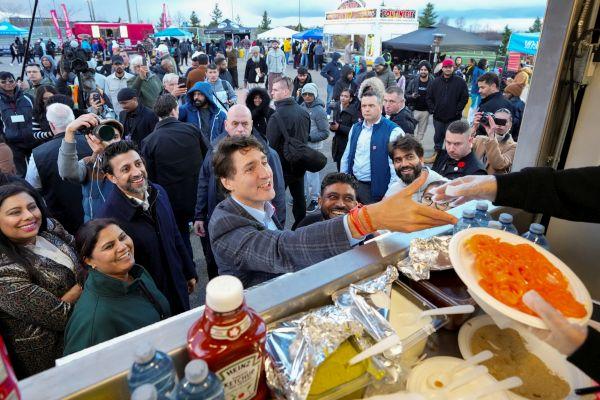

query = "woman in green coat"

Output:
[[63, 219, 171, 356]]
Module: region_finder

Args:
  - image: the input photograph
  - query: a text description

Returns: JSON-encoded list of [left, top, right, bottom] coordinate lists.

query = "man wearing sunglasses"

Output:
[[0, 71, 34, 177], [471, 108, 517, 174]]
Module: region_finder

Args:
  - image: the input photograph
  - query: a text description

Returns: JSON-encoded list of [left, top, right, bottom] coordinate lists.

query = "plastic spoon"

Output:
[[427, 351, 493, 389], [425, 366, 490, 400], [455, 376, 523, 400], [395, 305, 476, 325], [348, 334, 401, 366]]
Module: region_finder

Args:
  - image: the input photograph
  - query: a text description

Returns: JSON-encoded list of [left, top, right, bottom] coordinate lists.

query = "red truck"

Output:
[[72, 22, 155, 49]]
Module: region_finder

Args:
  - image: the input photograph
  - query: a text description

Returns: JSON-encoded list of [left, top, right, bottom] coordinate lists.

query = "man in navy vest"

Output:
[[340, 90, 405, 204]]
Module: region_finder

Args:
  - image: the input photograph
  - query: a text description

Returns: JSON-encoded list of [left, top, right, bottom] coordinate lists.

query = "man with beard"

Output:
[[104, 56, 133, 114], [98, 140, 198, 315], [385, 136, 446, 201], [118, 88, 158, 145], [178, 81, 227, 145], [244, 46, 267, 89], [215, 56, 234, 87], [405, 60, 433, 142], [296, 173, 359, 228]]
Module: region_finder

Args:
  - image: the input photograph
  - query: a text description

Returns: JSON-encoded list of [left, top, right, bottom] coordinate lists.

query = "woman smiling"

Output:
[[63, 219, 171, 355], [0, 184, 81, 378]]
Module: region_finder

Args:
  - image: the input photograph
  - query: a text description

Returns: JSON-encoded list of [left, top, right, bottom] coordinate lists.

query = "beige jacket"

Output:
[[472, 134, 517, 174]]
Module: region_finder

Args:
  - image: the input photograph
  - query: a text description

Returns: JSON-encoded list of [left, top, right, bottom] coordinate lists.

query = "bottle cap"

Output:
[[462, 209, 475, 219], [185, 359, 209, 384], [487, 221, 502, 229], [206, 275, 244, 313], [476, 201, 489, 211], [133, 343, 156, 364], [131, 384, 158, 400], [499, 213, 513, 223], [529, 223, 545, 234]]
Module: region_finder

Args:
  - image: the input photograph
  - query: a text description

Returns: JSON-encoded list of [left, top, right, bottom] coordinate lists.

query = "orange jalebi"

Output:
[[466, 234, 587, 318]]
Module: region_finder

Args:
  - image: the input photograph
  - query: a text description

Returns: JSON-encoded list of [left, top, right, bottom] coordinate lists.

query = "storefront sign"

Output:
[[380, 9, 417, 20], [326, 9, 377, 20]]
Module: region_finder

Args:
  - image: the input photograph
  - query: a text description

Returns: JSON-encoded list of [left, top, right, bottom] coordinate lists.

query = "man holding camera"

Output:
[[25, 104, 92, 233], [471, 109, 517, 174], [476, 72, 513, 115]]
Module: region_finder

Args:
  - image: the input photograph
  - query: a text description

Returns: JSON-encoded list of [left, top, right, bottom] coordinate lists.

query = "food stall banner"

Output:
[[507, 32, 540, 55], [507, 52, 522, 72], [60, 3, 73, 39], [292, 28, 324, 41]]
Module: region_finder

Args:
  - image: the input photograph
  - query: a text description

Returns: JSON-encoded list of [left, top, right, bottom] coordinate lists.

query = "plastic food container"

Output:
[[400, 269, 477, 330], [388, 281, 449, 365]]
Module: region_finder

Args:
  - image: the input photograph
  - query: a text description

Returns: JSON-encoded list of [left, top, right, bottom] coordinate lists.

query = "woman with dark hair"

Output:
[[31, 85, 59, 142], [63, 219, 170, 355], [392, 64, 406, 91], [86, 89, 117, 120], [0, 184, 81, 378], [245, 87, 274, 140], [330, 88, 361, 171]]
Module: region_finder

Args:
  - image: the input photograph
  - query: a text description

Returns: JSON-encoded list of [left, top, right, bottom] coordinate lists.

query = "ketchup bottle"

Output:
[[187, 276, 268, 400], [0, 335, 20, 400]]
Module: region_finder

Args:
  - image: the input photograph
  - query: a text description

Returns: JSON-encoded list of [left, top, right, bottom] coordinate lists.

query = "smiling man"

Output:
[[385, 136, 446, 201], [296, 173, 359, 228], [97, 140, 198, 315], [208, 135, 457, 288]]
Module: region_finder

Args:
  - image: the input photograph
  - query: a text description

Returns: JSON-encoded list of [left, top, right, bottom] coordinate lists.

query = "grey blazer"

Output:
[[208, 196, 352, 287]]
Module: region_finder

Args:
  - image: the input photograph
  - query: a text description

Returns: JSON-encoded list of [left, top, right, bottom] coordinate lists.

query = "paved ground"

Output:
[[0, 56, 437, 307]]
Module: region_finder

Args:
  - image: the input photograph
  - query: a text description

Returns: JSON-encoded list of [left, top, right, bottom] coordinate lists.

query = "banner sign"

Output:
[[326, 9, 377, 20], [61, 3, 73, 38], [49, 10, 63, 43], [380, 9, 417, 20], [507, 32, 540, 55]]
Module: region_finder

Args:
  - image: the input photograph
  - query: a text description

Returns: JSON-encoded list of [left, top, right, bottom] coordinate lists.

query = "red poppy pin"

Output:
[[457, 161, 466, 168]]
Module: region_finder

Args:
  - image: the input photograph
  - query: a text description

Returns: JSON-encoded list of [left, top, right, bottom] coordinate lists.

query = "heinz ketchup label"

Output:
[[188, 276, 269, 400]]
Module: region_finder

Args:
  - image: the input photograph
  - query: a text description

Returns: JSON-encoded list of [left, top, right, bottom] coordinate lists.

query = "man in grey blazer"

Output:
[[208, 135, 457, 288]]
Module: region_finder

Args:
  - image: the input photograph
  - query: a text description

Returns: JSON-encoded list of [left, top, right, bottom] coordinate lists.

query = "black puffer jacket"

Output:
[[331, 97, 360, 164], [246, 87, 274, 140], [332, 65, 357, 101], [292, 73, 313, 105]]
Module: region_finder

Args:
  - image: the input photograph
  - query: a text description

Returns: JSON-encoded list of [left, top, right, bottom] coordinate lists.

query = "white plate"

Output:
[[458, 315, 593, 400], [448, 228, 592, 329]]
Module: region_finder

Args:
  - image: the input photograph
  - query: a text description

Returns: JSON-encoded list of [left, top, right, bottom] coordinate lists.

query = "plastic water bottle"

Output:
[[498, 213, 518, 234], [474, 201, 492, 227], [522, 223, 550, 250], [173, 360, 225, 400], [127, 343, 178, 399], [453, 209, 478, 234], [487, 221, 503, 230], [131, 384, 158, 400]]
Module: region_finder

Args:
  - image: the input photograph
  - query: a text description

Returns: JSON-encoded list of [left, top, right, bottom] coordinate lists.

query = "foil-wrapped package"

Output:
[[397, 236, 452, 281], [265, 305, 364, 400]]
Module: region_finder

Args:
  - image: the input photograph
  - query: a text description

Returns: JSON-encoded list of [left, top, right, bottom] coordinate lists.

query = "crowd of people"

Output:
[[0, 32, 596, 385]]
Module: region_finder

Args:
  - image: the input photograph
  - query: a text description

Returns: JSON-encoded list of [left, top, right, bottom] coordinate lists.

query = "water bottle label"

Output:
[[210, 315, 252, 341], [216, 352, 262, 400]]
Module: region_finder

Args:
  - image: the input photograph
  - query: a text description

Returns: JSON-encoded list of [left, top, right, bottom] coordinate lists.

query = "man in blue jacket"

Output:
[[193, 104, 286, 279], [98, 140, 198, 315], [320, 52, 342, 115], [178, 81, 227, 145], [341, 90, 404, 204]]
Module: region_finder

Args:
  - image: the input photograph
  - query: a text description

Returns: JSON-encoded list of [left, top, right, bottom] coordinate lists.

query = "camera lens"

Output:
[[95, 125, 116, 142]]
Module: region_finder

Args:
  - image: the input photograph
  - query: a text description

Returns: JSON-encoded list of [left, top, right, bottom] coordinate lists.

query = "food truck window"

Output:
[[354, 35, 366, 54], [331, 34, 352, 51], [100, 28, 118, 38]]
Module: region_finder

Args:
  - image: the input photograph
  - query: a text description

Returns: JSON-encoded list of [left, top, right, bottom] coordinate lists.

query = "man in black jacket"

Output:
[[426, 59, 469, 162], [476, 72, 514, 136], [267, 76, 311, 228], [384, 87, 417, 135], [431, 120, 487, 179], [25, 104, 92, 233], [406, 60, 433, 142], [141, 94, 208, 257], [118, 88, 158, 145]]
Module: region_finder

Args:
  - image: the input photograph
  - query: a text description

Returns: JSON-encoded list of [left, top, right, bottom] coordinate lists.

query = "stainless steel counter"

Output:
[[19, 201, 510, 399]]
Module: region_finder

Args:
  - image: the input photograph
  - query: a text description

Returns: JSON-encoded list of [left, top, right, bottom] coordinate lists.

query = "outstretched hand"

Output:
[[368, 171, 458, 233], [432, 175, 498, 206]]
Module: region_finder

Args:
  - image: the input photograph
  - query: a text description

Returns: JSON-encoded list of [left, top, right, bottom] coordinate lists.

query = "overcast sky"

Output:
[[4, 0, 547, 32]]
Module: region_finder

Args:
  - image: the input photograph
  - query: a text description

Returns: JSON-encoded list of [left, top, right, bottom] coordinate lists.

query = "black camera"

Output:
[[62, 45, 91, 74], [80, 118, 121, 142], [479, 111, 495, 127]]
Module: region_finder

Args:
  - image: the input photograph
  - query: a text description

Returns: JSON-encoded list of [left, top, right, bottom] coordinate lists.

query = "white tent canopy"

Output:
[[257, 26, 298, 40]]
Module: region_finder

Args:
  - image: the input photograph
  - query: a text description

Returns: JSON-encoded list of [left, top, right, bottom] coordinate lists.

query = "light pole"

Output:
[[125, 0, 132, 23], [432, 33, 445, 63]]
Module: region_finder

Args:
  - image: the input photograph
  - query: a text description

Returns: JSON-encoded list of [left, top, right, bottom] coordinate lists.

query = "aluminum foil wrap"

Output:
[[397, 236, 452, 281], [265, 305, 364, 400]]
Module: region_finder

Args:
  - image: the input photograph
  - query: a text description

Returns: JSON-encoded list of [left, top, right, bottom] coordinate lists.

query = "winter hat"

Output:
[[157, 44, 169, 55], [417, 60, 432, 72], [374, 56, 386, 66], [117, 88, 137, 102], [249, 46, 260, 53], [504, 83, 523, 97], [301, 83, 319, 97], [332, 52, 342, 61], [442, 59, 455, 67]]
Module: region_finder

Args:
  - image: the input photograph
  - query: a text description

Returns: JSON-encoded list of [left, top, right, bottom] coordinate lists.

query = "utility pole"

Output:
[[125, 0, 132, 22], [298, 0, 301, 26], [135, 0, 140, 22]]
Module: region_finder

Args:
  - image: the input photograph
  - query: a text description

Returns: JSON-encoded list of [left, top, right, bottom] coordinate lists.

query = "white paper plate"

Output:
[[448, 228, 592, 329], [458, 315, 594, 400]]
